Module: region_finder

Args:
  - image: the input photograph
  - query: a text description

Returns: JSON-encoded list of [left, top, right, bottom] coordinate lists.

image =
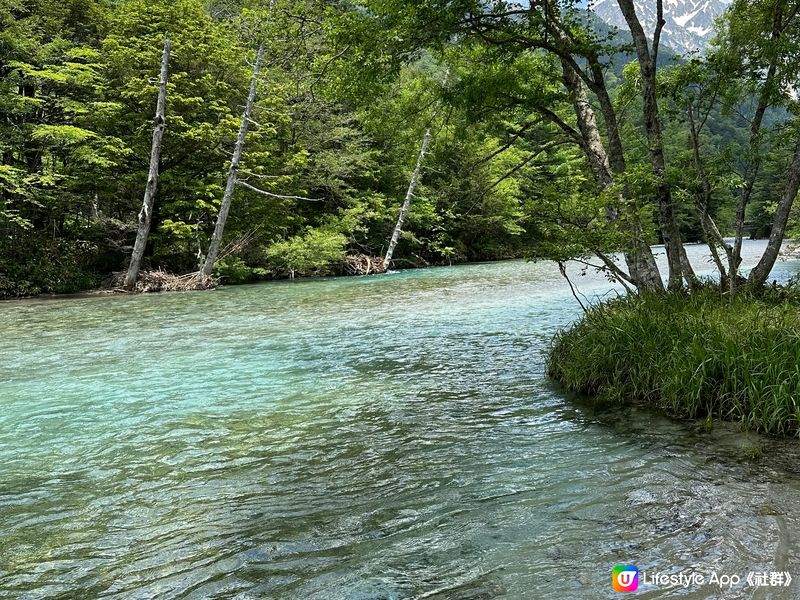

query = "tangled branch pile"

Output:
[[343, 254, 386, 275], [111, 270, 217, 293]]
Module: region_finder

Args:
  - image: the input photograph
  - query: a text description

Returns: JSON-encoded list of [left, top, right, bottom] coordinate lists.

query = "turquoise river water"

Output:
[[2, 241, 800, 599]]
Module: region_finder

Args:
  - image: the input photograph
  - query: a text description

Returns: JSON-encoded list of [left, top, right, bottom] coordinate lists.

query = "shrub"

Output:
[[265, 228, 347, 277], [213, 256, 269, 284], [0, 237, 104, 296]]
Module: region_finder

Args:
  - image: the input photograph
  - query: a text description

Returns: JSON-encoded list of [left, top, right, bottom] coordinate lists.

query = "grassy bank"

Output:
[[548, 289, 800, 436]]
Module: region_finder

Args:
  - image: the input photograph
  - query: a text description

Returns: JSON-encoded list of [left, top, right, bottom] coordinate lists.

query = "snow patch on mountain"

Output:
[[589, 0, 733, 54]]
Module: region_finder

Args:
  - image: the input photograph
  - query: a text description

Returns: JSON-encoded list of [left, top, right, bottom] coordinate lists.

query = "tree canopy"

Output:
[[1, 0, 799, 296]]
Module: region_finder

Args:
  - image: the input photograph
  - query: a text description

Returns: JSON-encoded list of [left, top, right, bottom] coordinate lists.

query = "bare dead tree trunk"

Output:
[[747, 133, 800, 288], [202, 44, 264, 277], [560, 60, 663, 292], [124, 38, 170, 290], [617, 0, 691, 291], [383, 128, 432, 269]]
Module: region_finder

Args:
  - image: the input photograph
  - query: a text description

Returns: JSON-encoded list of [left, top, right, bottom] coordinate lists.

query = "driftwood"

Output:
[[111, 270, 216, 294], [343, 254, 386, 275]]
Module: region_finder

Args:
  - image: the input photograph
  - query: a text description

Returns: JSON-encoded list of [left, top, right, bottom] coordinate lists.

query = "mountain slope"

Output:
[[589, 0, 732, 54]]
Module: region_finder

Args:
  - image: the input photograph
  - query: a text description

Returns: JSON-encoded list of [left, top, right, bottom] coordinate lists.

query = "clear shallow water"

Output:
[[1, 241, 800, 599]]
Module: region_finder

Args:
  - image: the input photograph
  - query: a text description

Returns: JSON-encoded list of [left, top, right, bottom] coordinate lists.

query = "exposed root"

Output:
[[110, 269, 217, 293], [343, 254, 386, 275]]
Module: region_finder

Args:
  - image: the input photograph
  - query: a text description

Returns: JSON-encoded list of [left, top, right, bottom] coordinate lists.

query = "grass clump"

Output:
[[547, 288, 800, 436]]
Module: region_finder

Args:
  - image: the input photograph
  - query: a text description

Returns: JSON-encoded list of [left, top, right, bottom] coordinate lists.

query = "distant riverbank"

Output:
[[0, 252, 525, 299], [4, 238, 798, 300]]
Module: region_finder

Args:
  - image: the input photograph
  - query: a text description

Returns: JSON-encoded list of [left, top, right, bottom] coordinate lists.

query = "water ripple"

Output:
[[2, 246, 800, 598]]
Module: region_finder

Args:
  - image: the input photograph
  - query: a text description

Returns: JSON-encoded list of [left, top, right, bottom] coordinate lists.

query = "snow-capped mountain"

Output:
[[589, 0, 733, 54]]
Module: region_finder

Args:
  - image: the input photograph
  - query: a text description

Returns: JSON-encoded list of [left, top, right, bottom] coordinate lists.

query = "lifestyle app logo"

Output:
[[613, 565, 639, 592]]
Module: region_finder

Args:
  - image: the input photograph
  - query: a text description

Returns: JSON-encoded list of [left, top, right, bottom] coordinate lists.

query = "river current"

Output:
[[1, 241, 799, 599]]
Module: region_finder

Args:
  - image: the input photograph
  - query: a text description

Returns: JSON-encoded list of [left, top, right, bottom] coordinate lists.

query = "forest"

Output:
[[5, 2, 800, 597], [2, 0, 799, 297]]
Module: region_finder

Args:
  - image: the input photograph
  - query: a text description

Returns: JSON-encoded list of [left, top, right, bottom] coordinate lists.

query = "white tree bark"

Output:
[[383, 128, 432, 270], [201, 44, 264, 277], [124, 38, 170, 290]]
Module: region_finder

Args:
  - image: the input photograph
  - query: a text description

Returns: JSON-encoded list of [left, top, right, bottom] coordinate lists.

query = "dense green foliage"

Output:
[[548, 289, 800, 436], [2, 0, 800, 296], [0, 0, 540, 295]]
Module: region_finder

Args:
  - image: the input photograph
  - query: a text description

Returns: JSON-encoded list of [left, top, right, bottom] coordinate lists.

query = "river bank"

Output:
[[0, 252, 518, 299], [548, 288, 800, 437], [3, 237, 795, 300]]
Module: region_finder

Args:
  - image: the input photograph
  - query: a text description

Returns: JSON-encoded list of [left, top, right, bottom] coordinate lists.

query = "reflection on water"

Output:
[[1, 240, 799, 599]]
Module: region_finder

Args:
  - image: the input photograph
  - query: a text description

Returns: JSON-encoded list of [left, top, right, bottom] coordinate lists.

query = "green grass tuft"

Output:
[[547, 288, 800, 437]]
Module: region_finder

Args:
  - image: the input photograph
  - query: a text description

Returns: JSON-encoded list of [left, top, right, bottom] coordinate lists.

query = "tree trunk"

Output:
[[591, 83, 663, 291], [732, 0, 786, 287], [747, 133, 800, 288], [201, 44, 264, 277], [383, 128, 432, 269], [616, 0, 687, 291], [124, 38, 171, 290], [589, 60, 627, 177], [687, 105, 736, 286], [560, 61, 611, 187], [522, 4, 663, 290], [560, 59, 663, 291], [678, 243, 700, 290]]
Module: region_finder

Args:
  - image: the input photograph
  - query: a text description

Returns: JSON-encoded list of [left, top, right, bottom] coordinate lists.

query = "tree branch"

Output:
[[237, 180, 322, 201]]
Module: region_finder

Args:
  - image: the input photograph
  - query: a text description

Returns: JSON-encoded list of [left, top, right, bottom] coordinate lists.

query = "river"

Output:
[[1, 240, 799, 599]]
